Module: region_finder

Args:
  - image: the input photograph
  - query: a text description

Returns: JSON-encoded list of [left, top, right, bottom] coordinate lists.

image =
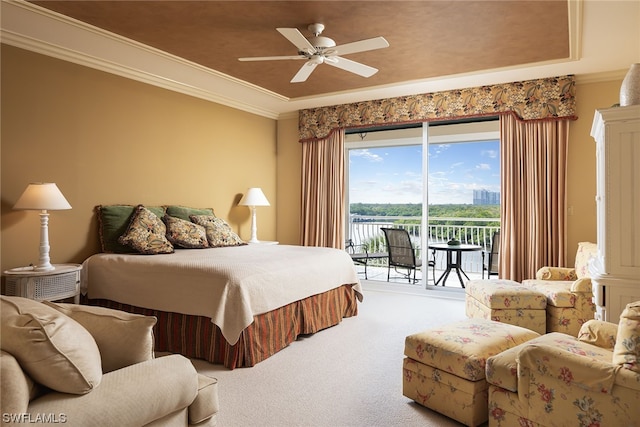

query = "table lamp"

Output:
[[13, 183, 72, 271], [239, 187, 270, 243]]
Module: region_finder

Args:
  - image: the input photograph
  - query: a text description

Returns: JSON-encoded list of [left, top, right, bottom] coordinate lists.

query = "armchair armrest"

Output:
[[570, 277, 592, 293], [44, 302, 156, 373], [578, 319, 618, 350], [536, 266, 577, 281]]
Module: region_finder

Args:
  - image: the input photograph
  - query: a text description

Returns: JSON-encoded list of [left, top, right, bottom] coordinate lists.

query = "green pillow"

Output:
[[165, 205, 215, 222], [97, 205, 165, 253]]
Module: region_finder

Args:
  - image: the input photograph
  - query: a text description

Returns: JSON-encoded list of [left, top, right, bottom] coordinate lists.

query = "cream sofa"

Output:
[[0, 296, 219, 427], [485, 301, 640, 427], [522, 242, 597, 336]]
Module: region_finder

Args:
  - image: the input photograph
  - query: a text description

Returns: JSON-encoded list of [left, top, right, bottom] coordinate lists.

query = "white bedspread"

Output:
[[82, 244, 362, 345]]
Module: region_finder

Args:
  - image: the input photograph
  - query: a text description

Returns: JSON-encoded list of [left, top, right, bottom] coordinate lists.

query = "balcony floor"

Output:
[[355, 264, 485, 289]]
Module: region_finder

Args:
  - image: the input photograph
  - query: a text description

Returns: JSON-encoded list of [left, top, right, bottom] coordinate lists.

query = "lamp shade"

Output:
[[13, 183, 72, 211], [239, 188, 270, 207]]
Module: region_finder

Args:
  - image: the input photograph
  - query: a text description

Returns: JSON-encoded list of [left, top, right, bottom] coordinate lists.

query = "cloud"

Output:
[[350, 149, 383, 162], [476, 163, 491, 170]]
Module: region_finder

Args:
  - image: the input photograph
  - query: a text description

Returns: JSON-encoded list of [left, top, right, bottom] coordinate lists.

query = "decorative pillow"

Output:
[[163, 215, 209, 249], [574, 241, 597, 279], [0, 296, 102, 394], [190, 215, 246, 247], [165, 205, 215, 222], [43, 302, 157, 373], [612, 301, 640, 372], [97, 204, 165, 253], [578, 319, 618, 350], [118, 205, 174, 254]]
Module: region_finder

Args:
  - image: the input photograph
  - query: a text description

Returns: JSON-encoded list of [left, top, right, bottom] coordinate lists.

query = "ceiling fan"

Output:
[[238, 23, 389, 83]]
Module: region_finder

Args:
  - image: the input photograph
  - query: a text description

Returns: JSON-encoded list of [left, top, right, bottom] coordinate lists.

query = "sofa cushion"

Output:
[[118, 205, 174, 254], [27, 354, 199, 427], [613, 301, 640, 372], [485, 332, 613, 393], [163, 215, 209, 249], [97, 204, 166, 253], [165, 205, 215, 222], [0, 296, 102, 394], [44, 302, 157, 373], [190, 215, 246, 247], [521, 279, 576, 307]]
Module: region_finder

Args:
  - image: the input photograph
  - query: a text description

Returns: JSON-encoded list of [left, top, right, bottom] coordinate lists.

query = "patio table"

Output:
[[428, 243, 482, 288]]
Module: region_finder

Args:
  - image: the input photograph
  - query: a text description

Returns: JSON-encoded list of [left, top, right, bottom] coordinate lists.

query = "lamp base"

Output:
[[34, 264, 55, 272]]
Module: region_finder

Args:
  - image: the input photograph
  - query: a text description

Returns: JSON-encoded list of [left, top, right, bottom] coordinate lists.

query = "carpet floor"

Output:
[[191, 284, 469, 427]]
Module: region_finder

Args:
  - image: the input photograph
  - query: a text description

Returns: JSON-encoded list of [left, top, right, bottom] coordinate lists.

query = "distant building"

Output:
[[473, 189, 500, 205]]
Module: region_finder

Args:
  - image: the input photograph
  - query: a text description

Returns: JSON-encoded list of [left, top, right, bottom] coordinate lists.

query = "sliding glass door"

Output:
[[345, 120, 500, 290]]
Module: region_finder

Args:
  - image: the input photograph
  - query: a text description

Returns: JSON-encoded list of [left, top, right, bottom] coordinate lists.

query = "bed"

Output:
[[82, 204, 362, 369]]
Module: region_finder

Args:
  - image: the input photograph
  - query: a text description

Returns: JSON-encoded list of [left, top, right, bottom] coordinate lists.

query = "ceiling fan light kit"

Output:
[[238, 23, 389, 83]]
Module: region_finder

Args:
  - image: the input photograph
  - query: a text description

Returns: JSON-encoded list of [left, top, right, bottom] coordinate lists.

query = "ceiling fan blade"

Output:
[[325, 56, 378, 78], [277, 28, 315, 52], [239, 55, 307, 62], [291, 60, 319, 83], [331, 37, 389, 56]]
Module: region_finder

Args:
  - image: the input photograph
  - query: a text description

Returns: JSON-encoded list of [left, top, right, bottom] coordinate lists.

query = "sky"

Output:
[[349, 140, 500, 205]]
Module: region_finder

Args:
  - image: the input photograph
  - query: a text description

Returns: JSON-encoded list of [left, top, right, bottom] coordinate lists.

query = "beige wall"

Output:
[[275, 115, 302, 245], [566, 78, 623, 265], [1, 45, 277, 271]]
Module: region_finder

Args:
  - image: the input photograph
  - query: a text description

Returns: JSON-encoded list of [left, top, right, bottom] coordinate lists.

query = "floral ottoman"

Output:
[[465, 279, 547, 334], [403, 319, 540, 427]]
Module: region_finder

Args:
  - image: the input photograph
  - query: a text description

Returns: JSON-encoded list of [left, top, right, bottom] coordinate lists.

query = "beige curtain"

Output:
[[300, 130, 345, 248], [500, 113, 570, 281]]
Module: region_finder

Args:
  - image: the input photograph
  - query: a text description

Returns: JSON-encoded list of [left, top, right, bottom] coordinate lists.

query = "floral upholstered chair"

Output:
[[485, 301, 640, 427], [522, 242, 597, 336]]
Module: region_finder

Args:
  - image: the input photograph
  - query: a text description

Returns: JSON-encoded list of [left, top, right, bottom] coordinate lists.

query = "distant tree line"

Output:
[[350, 203, 500, 225]]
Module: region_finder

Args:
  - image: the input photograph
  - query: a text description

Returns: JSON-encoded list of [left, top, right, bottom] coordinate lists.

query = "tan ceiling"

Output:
[[29, 1, 570, 100]]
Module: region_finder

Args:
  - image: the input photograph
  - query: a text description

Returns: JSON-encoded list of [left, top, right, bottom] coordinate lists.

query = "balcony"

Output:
[[347, 215, 500, 287]]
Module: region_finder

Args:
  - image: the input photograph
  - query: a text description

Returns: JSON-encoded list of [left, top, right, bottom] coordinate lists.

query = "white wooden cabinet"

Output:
[[589, 105, 640, 322]]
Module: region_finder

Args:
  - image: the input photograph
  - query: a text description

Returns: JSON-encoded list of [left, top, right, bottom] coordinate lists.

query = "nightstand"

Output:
[[3, 263, 82, 303]]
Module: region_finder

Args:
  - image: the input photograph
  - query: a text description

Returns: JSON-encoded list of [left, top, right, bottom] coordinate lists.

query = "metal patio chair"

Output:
[[345, 239, 388, 280], [381, 228, 434, 284], [482, 230, 500, 279]]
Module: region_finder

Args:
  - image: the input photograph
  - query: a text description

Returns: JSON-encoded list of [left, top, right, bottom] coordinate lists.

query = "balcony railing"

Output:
[[347, 215, 500, 275]]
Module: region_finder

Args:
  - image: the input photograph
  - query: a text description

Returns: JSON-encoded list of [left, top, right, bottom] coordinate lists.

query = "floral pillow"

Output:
[[118, 205, 174, 254], [163, 215, 209, 249], [190, 215, 246, 247], [612, 301, 640, 372]]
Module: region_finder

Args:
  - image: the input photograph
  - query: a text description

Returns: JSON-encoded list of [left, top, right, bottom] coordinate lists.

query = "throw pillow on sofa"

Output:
[[613, 301, 640, 372], [44, 302, 157, 373], [0, 296, 102, 394]]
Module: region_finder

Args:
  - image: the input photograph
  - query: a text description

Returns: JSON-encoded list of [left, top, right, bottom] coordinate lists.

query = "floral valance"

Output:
[[299, 75, 576, 142]]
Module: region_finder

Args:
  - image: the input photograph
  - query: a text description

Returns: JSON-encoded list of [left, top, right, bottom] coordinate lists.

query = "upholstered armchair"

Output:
[[486, 301, 640, 427], [522, 242, 597, 336], [1, 296, 219, 427]]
